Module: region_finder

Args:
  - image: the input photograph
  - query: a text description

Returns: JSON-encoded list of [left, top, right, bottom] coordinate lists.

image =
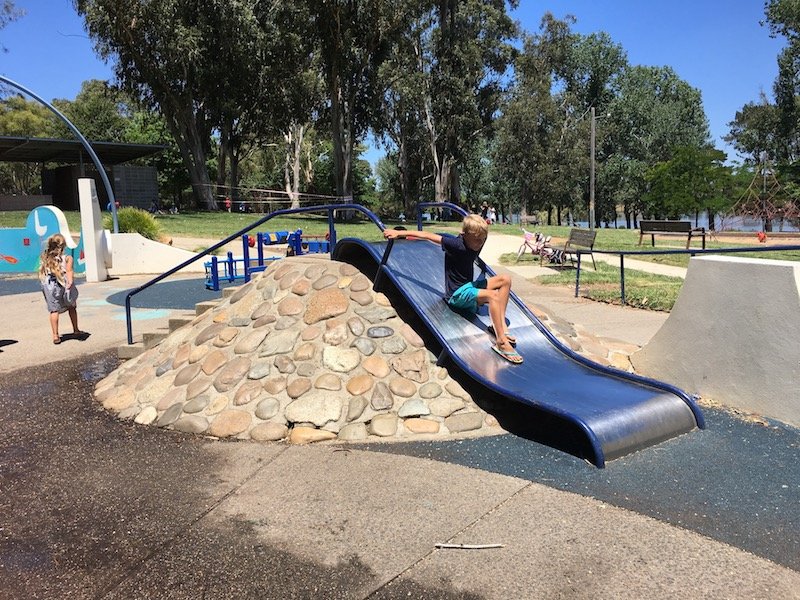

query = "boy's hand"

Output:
[[383, 229, 403, 240]]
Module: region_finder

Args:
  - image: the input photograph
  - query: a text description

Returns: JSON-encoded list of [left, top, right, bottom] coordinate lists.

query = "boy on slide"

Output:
[[383, 214, 522, 364]]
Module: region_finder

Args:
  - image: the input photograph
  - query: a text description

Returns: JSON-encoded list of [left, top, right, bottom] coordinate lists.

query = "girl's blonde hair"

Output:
[[462, 214, 489, 244], [39, 234, 67, 285]]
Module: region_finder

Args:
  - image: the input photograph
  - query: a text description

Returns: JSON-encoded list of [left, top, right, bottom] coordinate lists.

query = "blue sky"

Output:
[[0, 0, 789, 164]]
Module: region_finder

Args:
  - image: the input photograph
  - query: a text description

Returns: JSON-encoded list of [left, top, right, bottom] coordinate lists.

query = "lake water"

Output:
[[515, 215, 800, 233]]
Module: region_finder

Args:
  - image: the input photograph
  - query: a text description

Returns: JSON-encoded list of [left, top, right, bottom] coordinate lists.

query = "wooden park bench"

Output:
[[638, 220, 706, 249], [559, 228, 597, 269], [520, 214, 540, 226]]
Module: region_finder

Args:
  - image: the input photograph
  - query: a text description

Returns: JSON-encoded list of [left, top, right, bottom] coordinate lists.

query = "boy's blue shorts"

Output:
[[447, 279, 487, 314]]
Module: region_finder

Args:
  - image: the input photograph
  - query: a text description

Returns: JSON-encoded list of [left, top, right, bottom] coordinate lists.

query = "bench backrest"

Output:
[[566, 228, 596, 249], [640, 220, 692, 233]]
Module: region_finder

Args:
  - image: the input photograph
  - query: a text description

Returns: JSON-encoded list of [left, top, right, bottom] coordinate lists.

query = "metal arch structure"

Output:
[[0, 75, 119, 232], [333, 237, 705, 468]]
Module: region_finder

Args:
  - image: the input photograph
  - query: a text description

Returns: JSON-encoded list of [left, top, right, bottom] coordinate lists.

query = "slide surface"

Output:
[[334, 238, 704, 467]]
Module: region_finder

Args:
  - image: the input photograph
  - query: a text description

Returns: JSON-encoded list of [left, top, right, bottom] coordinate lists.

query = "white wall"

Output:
[[109, 233, 205, 275], [632, 255, 800, 427]]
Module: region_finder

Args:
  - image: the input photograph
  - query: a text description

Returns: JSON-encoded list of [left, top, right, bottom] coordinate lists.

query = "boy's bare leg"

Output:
[[484, 274, 513, 338], [477, 288, 514, 351]]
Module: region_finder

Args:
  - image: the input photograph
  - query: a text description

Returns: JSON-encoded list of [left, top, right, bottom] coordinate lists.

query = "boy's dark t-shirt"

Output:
[[441, 234, 479, 300]]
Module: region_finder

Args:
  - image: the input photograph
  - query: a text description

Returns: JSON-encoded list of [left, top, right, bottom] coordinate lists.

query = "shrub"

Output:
[[103, 207, 162, 241]]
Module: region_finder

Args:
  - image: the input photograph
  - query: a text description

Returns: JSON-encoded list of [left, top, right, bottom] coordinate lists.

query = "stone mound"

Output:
[[94, 256, 501, 444]]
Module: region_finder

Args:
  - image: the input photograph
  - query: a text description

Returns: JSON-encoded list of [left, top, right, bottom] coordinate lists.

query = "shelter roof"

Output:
[[0, 135, 165, 165]]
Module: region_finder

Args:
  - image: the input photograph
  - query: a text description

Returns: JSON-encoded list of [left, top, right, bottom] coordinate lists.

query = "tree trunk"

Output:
[[398, 136, 411, 213], [330, 83, 353, 199], [229, 148, 240, 206], [164, 107, 215, 209], [449, 168, 461, 205], [216, 126, 229, 204], [434, 157, 450, 202], [284, 123, 304, 209]]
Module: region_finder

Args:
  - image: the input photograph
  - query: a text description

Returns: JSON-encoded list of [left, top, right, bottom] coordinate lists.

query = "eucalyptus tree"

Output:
[[375, 8, 431, 212], [644, 146, 731, 225], [75, 0, 235, 208], [303, 0, 418, 201], [606, 65, 709, 225], [422, 0, 518, 204], [273, 5, 327, 209], [564, 31, 627, 227], [494, 14, 568, 221], [0, 0, 23, 51], [494, 13, 632, 226], [123, 105, 191, 208], [219, 3, 322, 208]]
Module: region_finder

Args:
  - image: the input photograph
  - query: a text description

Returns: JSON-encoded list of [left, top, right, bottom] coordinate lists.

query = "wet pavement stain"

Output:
[[0, 351, 490, 599]]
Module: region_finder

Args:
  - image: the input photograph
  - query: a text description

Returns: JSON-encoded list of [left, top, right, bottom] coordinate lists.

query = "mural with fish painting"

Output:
[[0, 206, 85, 274]]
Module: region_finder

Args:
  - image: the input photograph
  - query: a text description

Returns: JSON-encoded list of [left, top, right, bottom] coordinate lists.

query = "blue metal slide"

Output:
[[333, 237, 704, 468]]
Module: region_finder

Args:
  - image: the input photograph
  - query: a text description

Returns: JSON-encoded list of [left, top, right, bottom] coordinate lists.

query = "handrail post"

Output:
[[327, 209, 336, 248], [619, 253, 626, 306], [374, 239, 395, 290], [211, 256, 219, 292], [243, 234, 251, 283], [126, 295, 133, 344], [223, 252, 231, 283]]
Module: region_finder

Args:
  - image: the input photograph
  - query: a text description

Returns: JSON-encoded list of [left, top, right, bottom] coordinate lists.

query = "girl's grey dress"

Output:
[[42, 256, 77, 313]]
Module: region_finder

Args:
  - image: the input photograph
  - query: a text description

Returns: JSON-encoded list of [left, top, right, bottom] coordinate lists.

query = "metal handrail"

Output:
[[574, 244, 800, 305], [124, 203, 385, 344]]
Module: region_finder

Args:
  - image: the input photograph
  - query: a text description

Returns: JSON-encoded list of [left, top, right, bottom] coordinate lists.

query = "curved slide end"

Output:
[[335, 237, 703, 467]]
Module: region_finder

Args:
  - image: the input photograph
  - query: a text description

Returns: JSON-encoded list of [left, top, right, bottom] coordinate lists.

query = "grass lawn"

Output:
[[4, 210, 797, 313], [530, 261, 683, 311], [0, 209, 464, 245]]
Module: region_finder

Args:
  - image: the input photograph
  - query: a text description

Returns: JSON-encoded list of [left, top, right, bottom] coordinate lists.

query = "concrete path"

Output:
[[1, 232, 798, 598]]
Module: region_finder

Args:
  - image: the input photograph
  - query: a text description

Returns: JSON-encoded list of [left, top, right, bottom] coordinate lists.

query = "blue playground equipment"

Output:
[[204, 229, 330, 291]]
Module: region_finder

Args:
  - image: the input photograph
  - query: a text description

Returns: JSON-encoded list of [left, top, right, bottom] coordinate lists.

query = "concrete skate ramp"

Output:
[[333, 238, 704, 467], [633, 255, 800, 428]]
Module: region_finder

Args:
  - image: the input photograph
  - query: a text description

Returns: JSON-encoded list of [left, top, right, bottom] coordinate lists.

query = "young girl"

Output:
[[39, 234, 84, 344]]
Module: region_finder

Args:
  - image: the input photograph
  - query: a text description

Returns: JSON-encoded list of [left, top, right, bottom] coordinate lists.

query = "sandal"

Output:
[[491, 344, 523, 364], [53, 337, 61, 345], [487, 325, 516, 347]]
